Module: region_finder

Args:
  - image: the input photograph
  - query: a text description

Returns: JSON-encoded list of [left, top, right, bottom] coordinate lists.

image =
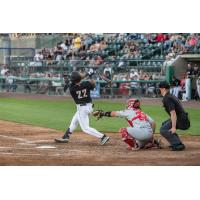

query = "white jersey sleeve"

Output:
[[116, 110, 131, 118], [146, 114, 154, 124]]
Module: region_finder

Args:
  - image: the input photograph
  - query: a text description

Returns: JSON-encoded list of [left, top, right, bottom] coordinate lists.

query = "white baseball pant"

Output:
[[69, 103, 104, 138]]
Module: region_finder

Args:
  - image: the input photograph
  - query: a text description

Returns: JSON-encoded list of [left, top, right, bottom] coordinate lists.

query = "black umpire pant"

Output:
[[160, 113, 190, 146]]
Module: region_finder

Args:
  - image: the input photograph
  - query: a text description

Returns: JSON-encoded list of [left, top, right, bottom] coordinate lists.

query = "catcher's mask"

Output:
[[127, 98, 140, 110], [70, 71, 81, 83]]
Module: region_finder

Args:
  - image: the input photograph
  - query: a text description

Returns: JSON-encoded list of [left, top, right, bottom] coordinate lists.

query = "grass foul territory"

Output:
[[0, 98, 199, 135]]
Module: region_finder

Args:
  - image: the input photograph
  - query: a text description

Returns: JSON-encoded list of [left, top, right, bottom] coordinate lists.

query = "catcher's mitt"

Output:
[[92, 110, 104, 120]]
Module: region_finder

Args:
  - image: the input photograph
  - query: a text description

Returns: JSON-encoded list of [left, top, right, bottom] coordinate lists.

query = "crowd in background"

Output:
[[0, 33, 200, 100], [169, 63, 200, 101]]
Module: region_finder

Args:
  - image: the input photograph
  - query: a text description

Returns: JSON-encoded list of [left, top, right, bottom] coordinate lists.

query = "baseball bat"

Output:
[[97, 72, 112, 84]]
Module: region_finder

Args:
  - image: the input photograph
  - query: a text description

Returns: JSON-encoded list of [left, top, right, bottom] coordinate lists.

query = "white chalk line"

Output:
[[0, 134, 54, 145], [0, 134, 35, 144], [0, 134, 57, 151], [36, 145, 56, 149], [0, 135, 72, 159]]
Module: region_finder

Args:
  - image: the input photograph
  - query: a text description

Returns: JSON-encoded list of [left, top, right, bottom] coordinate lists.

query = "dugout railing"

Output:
[[0, 76, 163, 98], [0, 59, 165, 97], [7, 59, 164, 76]]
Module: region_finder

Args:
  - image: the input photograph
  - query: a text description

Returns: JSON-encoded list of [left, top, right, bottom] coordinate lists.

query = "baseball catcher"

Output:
[[92, 98, 163, 150]]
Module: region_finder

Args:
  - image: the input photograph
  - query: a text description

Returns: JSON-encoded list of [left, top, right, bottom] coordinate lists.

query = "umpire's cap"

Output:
[[158, 81, 170, 89], [70, 71, 81, 83]]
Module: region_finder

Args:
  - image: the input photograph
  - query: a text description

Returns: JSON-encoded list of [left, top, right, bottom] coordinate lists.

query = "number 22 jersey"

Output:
[[69, 81, 95, 104]]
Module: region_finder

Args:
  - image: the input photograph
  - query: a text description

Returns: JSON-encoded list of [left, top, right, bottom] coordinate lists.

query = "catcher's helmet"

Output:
[[127, 98, 140, 110], [70, 71, 81, 83]]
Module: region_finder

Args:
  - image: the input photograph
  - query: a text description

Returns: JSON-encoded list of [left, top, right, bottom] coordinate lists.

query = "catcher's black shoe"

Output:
[[170, 143, 185, 151], [153, 139, 164, 149], [100, 134, 110, 145]]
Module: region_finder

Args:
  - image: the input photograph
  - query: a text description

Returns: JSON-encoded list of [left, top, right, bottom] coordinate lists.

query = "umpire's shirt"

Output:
[[163, 92, 184, 115], [162, 92, 189, 129], [69, 81, 95, 105]]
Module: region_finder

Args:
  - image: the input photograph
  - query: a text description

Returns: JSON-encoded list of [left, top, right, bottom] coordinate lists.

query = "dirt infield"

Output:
[[0, 120, 200, 166]]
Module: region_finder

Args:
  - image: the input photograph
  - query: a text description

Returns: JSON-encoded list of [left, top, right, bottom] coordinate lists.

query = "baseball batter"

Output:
[[55, 71, 110, 145], [93, 98, 162, 150]]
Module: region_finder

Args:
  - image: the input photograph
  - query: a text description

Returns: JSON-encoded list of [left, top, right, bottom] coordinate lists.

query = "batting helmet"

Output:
[[70, 71, 81, 83], [127, 98, 140, 110], [158, 81, 170, 89]]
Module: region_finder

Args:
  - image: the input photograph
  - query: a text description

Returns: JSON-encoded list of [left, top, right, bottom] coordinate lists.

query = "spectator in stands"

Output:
[[73, 34, 81, 51], [5, 71, 17, 92], [173, 35, 186, 54], [83, 34, 93, 50], [103, 64, 112, 75], [119, 74, 131, 96], [41, 48, 50, 60], [143, 73, 150, 95], [185, 34, 197, 50], [95, 55, 103, 65], [170, 76, 181, 98], [34, 51, 44, 62], [130, 69, 139, 80], [163, 35, 173, 50], [63, 74, 70, 94], [146, 75, 156, 97], [1, 65, 9, 76], [51, 77, 64, 95], [182, 74, 191, 101], [100, 41, 107, 50], [193, 64, 200, 76], [196, 75, 200, 100], [60, 40, 69, 53], [37, 73, 51, 94], [152, 72, 161, 80], [138, 69, 146, 95], [90, 41, 101, 52], [155, 33, 166, 43], [0, 65, 9, 91], [162, 53, 175, 74], [46, 52, 54, 65], [129, 74, 139, 96], [196, 36, 200, 48], [54, 43, 64, 62], [100, 70, 112, 96], [186, 63, 194, 76]]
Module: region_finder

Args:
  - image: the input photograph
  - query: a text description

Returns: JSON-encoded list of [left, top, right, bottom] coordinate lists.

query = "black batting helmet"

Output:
[[158, 81, 170, 89], [70, 71, 81, 83]]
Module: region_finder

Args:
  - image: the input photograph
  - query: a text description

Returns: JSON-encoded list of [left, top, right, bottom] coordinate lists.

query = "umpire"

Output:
[[159, 81, 190, 151]]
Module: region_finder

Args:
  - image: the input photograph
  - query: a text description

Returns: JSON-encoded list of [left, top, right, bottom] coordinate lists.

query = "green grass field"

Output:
[[0, 98, 199, 135]]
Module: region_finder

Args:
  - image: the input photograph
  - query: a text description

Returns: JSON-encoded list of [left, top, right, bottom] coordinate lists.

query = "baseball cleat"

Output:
[[55, 137, 69, 143], [100, 135, 110, 145], [153, 139, 164, 149], [170, 143, 185, 151], [127, 145, 140, 151]]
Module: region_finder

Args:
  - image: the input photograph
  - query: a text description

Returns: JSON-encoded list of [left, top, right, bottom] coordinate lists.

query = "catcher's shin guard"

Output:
[[119, 128, 137, 149]]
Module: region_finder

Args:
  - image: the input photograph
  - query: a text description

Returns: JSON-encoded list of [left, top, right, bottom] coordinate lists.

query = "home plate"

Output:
[[36, 145, 56, 149]]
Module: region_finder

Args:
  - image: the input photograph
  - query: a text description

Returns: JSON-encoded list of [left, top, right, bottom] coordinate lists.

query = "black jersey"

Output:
[[69, 81, 95, 104], [162, 92, 185, 116]]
